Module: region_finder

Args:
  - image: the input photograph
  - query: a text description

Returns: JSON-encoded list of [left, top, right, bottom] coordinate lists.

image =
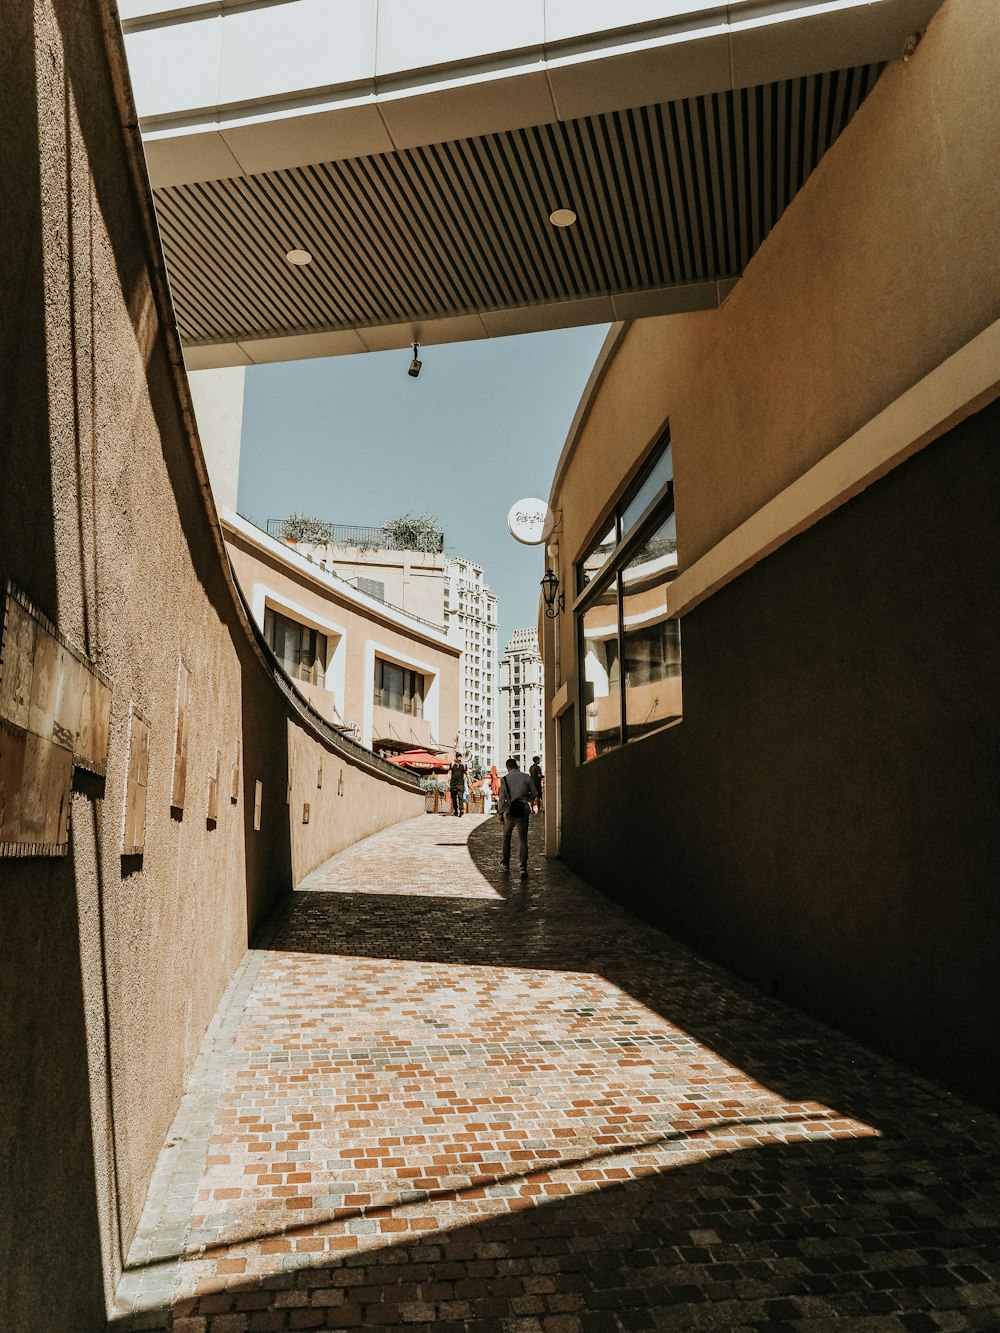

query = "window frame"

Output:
[[574, 429, 680, 763]]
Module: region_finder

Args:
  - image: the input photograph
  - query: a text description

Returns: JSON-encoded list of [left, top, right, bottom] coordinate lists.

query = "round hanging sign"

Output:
[[507, 498, 555, 546]]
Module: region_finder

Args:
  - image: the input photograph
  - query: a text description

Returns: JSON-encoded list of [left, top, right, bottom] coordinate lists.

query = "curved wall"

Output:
[[547, 0, 1000, 1110], [0, 4, 421, 1329]]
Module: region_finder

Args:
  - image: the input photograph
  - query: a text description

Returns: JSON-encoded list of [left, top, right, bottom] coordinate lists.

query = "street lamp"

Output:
[[540, 568, 564, 618]]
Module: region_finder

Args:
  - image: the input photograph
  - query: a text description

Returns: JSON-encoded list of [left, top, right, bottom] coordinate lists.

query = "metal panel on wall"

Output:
[[0, 582, 112, 857]]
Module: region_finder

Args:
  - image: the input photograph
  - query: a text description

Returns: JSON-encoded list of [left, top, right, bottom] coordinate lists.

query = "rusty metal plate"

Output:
[[28, 626, 60, 741], [302, 802, 310, 824], [0, 719, 27, 845], [0, 583, 112, 854], [123, 709, 150, 855], [171, 659, 190, 810], [253, 779, 262, 831], [230, 739, 240, 804], [317, 760, 323, 789], [76, 670, 112, 775], [207, 747, 220, 823], [52, 648, 85, 752], [21, 731, 72, 853], [0, 595, 37, 730]]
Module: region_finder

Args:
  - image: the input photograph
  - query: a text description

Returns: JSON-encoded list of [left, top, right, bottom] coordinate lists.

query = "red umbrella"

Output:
[[390, 749, 451, 773]]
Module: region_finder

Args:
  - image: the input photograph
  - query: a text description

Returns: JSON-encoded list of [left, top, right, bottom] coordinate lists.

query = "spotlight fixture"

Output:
[[408, 342, 422, 378], [285, 248, 312, 265], [540, 567, 564, 618], [549, 208, 577, 228]]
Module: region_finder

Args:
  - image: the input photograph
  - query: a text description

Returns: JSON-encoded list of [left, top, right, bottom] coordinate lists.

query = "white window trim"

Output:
[[363, 639, 440, 749], [252, 582, 347, 710]]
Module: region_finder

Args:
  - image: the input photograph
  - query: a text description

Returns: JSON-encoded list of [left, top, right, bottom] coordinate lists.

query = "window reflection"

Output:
[[577, 519, 618, 592], [574, 433, 682, 762], [622, 515, 681, 740], [581, 582, 622, 761], [621, 446, 673, 537]]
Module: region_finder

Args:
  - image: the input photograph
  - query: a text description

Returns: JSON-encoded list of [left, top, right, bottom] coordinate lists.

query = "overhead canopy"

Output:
[[122, 0, 944, 367]]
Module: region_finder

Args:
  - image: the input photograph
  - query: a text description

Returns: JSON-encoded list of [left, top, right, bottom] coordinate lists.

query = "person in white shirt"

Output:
[[497, 757, 533, 877]]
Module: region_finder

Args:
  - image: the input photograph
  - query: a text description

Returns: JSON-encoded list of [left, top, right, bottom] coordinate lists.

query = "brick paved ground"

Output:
[[110, 813, 1000, 1332]]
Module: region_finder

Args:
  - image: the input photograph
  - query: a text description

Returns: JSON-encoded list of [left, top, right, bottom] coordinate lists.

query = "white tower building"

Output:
[[444, 557, 499, 772], [499, 629, 545, 768]]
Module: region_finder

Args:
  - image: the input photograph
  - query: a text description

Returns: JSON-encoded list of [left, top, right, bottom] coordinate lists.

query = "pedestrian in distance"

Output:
[[498, 756, 533, 877], [529, 755, 544, 814], [449, 752, 468, 817]]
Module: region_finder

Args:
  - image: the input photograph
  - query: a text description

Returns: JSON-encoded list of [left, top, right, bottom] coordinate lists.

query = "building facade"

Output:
[[223, 513, 461, 757], [444, 557, 499, 772], [541, 0, 1000, 1112], [499, 629, 545, 768]]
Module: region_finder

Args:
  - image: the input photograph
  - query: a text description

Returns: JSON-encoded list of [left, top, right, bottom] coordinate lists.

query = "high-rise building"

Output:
[[499, 629, 545, 768], [444, 557, 498, 772]]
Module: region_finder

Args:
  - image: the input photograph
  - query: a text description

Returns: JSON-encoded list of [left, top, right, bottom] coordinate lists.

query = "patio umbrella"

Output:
[[391, 749, 451, 772]]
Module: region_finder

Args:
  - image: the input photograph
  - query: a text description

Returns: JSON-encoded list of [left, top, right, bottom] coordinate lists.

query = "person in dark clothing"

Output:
[[448, 753, 468, 817], [498, 757, 533, 876], [529, 756, 543, 814]]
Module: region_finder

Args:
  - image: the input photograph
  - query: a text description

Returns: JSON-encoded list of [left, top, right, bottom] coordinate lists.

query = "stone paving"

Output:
[[110, 813, 1000, 1332]]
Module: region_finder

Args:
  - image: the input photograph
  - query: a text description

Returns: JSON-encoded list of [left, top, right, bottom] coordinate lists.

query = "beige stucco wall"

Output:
[[554, 0, 1000, 592], [225, 521, 461, 752], [0, 5, 422, 1328], [302, 543, 448, 626]]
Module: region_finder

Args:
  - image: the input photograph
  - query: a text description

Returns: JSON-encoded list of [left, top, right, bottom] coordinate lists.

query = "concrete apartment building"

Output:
[[499, 629, 545, 767], [444, 557, 499, 771], [3, 1, 998, 1329]]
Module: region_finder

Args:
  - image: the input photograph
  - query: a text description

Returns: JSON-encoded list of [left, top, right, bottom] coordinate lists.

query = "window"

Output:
[[576, 432, 680, 762], [374, 658, 425, 718], [264, 607, 328, 688]]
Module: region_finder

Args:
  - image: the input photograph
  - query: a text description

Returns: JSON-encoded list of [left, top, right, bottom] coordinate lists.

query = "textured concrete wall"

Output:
[[0, 5, 421, 1330], [549, 0, 1000, 1110]]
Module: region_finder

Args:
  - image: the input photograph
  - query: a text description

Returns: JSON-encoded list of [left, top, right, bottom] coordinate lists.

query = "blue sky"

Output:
[[237, 324, 609, 648]]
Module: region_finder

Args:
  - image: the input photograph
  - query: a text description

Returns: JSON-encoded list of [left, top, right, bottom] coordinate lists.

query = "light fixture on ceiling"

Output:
[[408, 342, 422, 378], [549, 208, 577, 228], [285, 248, 312, 265]]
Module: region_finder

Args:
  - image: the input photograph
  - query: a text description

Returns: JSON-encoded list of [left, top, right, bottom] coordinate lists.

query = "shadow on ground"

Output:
[[125, 1130, 1000, 1331], [111, 817, 1000, 1330]]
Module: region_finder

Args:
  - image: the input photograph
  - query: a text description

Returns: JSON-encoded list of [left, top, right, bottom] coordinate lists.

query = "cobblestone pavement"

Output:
[[110, 813, 1000, 1332]]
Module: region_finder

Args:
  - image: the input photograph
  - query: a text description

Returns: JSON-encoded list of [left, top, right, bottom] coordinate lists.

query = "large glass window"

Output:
[[575, 432, 681, 762], [374, 658, 425, 717], [581, 581, 622, 761], [621, 513, 680, 741], [264, 607, 328, 688]]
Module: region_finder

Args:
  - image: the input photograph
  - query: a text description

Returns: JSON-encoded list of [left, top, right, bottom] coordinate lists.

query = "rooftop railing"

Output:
[[265, 518, 445, 553], [238, 515, 447, 634]]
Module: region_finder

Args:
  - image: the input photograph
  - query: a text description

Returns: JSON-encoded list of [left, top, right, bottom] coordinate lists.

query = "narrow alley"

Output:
[[110, 815, 1000, 1333]]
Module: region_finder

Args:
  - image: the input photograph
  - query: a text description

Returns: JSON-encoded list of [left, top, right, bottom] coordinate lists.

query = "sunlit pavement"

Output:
[[110, 813, 1000, 1332]]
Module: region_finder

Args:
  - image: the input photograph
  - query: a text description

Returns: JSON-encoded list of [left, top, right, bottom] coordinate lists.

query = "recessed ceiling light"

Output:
[[549, 208, 577, 228], [285, 248, 312, 265]]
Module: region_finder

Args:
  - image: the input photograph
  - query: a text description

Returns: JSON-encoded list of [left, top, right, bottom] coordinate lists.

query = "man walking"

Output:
[[529, 755, 544, 814], [498, 756, 533, 877], [449, 753, 468, 816]]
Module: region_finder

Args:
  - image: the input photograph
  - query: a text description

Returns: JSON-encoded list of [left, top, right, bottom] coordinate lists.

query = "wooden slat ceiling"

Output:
[[154, 65, 882, 348]]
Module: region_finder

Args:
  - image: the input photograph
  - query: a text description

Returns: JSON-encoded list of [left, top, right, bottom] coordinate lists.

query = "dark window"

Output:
[[576, 431, 680, 762], [374, 658, 425, 718], [263, 607, 328, 688]]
